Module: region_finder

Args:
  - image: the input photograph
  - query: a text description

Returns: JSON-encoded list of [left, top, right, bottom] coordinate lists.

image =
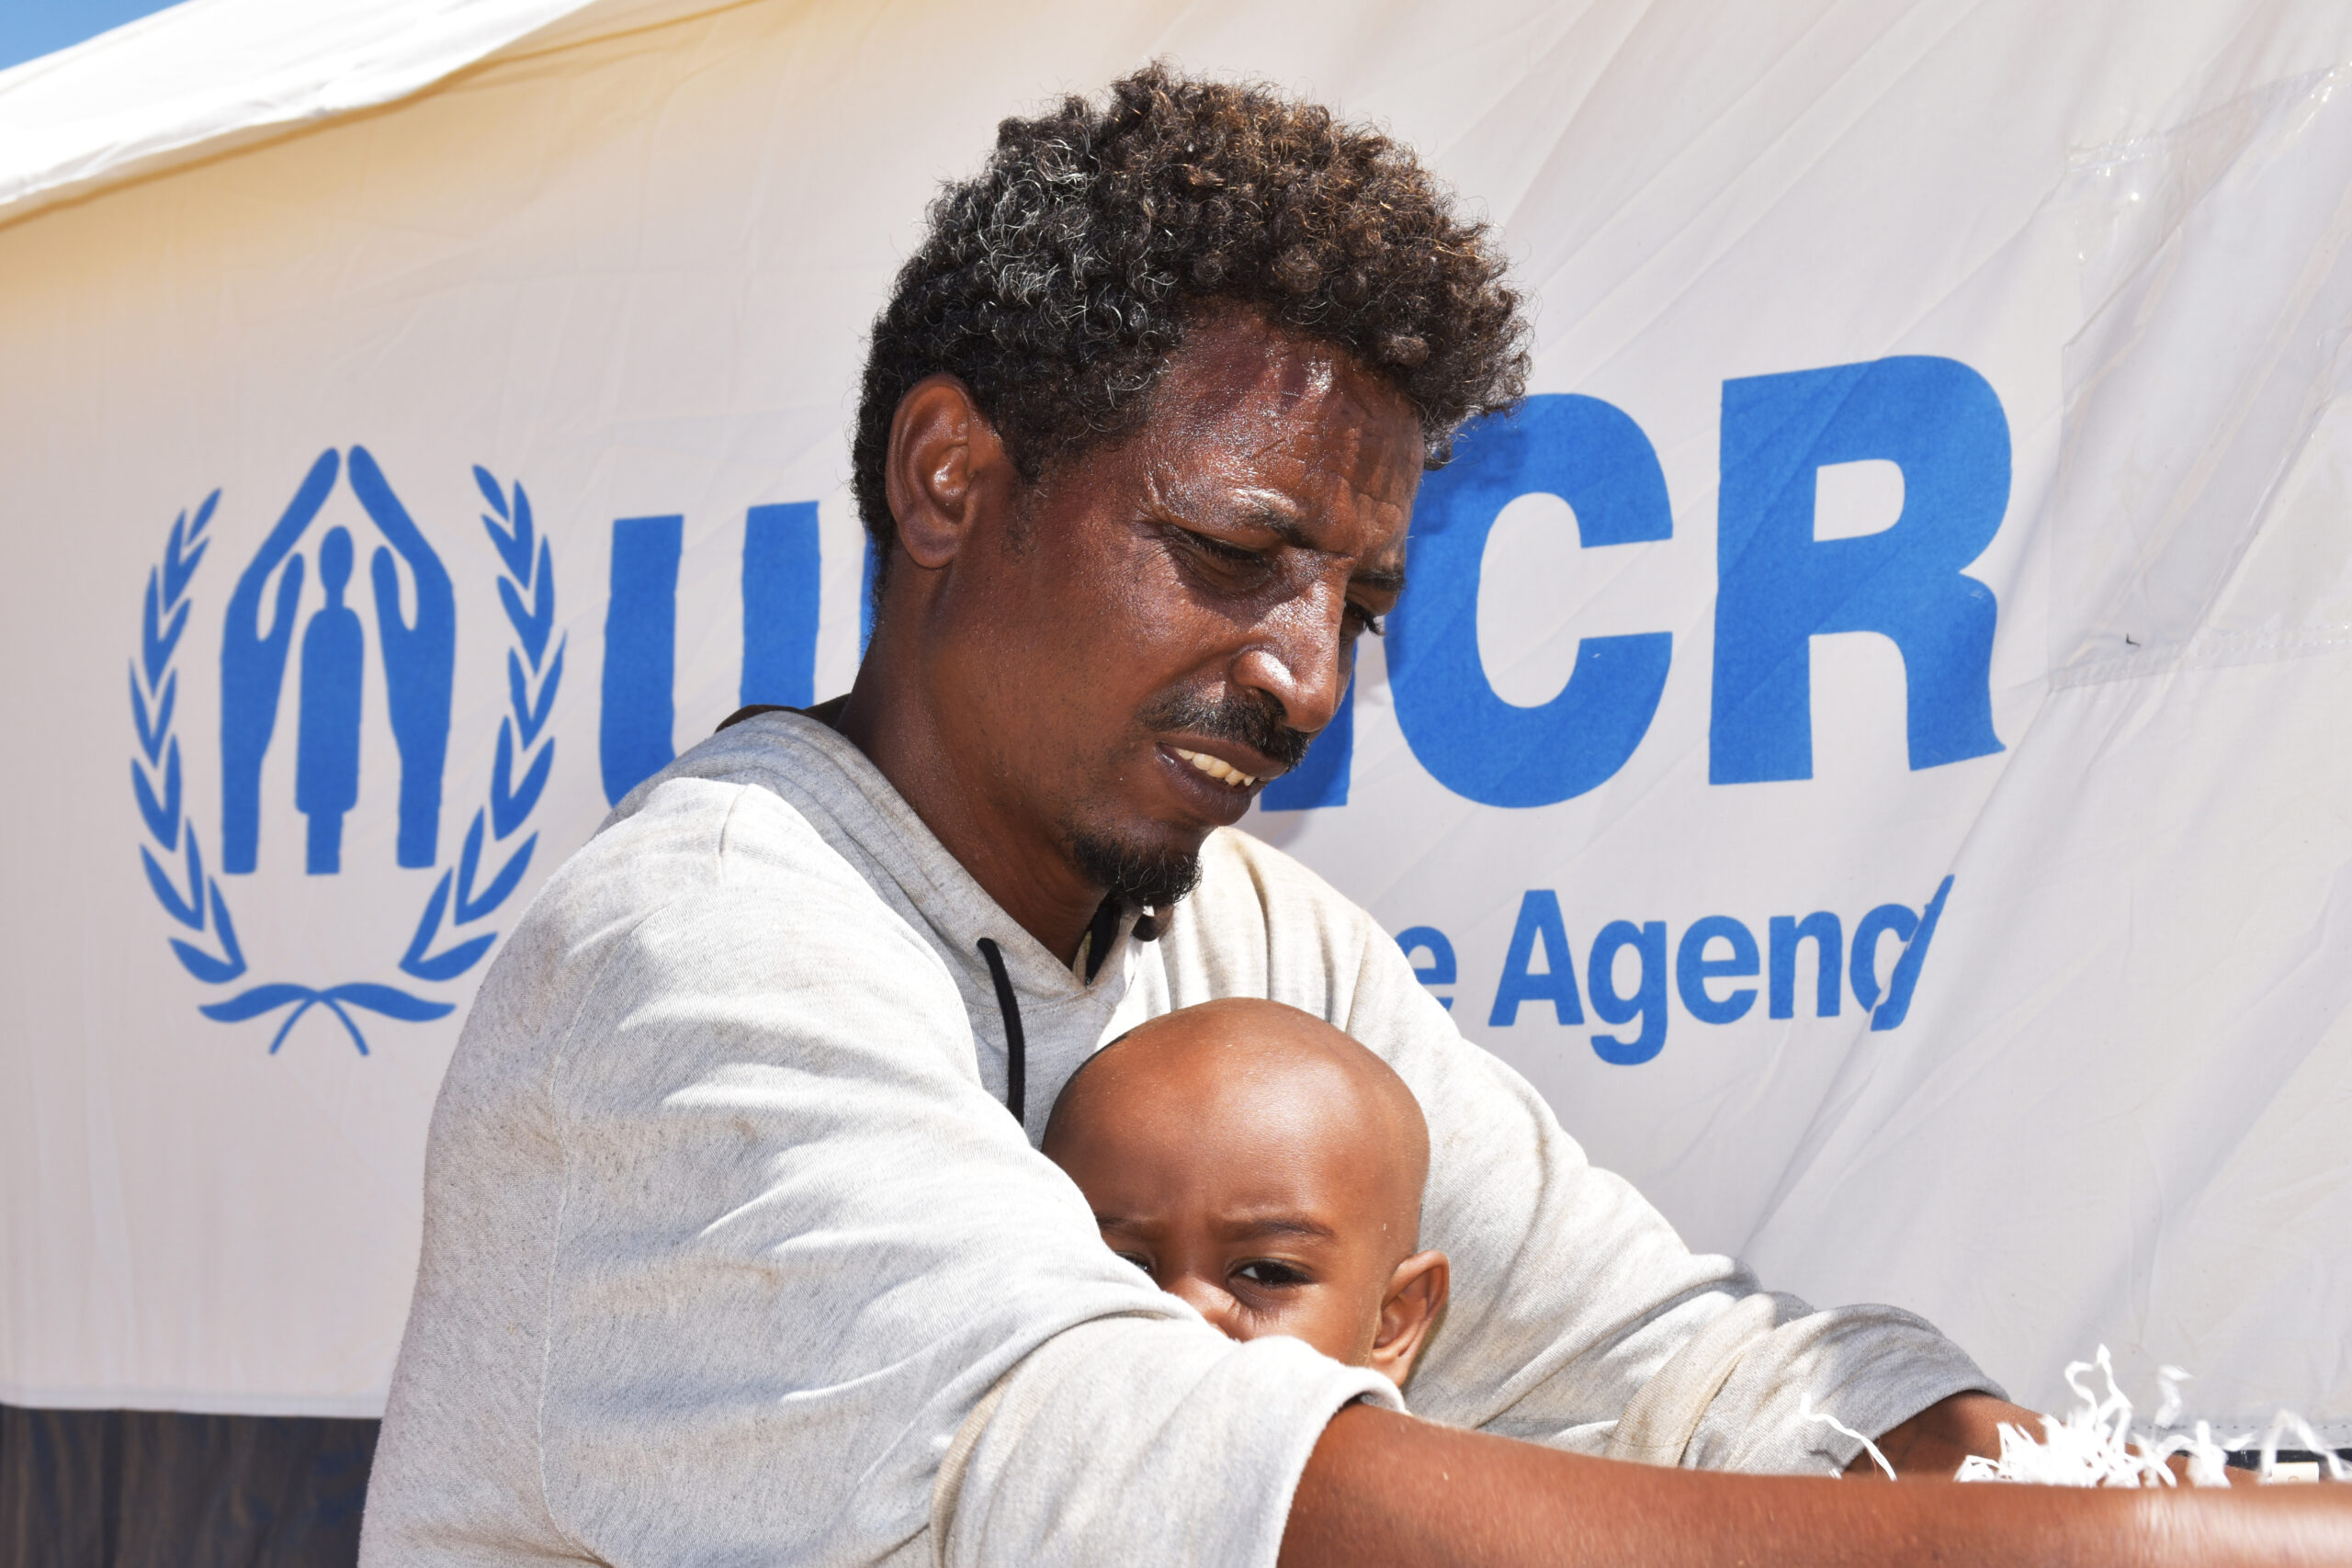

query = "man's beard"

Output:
[[1067, 684, 1316, 911], [1070, 830, 1205, 910]]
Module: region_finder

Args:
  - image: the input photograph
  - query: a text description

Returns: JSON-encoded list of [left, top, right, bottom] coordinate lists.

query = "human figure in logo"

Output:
[[296, 526, 364, 875], [220, 448, 337, 874]]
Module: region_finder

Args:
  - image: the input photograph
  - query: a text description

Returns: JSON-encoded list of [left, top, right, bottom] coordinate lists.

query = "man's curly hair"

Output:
[[852, 62, 1530, 582]]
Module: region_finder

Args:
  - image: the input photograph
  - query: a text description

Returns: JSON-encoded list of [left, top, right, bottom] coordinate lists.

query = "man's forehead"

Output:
[[1167, 340, 1411, 451], [1144, 439, 1408, 524], [1147, 312, 1415, 444], [1134, 362, 1417, 568]]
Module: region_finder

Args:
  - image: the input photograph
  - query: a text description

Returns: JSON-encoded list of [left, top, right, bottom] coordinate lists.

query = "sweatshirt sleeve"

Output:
[[1168, 833, 1998, 1476], [519, 783, 1397, 1566]]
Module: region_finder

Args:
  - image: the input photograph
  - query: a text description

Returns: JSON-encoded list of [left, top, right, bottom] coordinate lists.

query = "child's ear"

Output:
[[1368, 1249, 1450, 1389]]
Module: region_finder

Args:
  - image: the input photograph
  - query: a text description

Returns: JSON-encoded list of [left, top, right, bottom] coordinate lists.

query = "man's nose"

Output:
[[1232, 584, 1348, 737], [1162, 1274, 1244, 1337]]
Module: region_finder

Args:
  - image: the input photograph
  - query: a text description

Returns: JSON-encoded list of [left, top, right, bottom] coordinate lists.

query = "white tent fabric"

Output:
[[0, 0, 631, 222], [1747, 62, 2352, 1419], [1, 0, 2346, 1442]]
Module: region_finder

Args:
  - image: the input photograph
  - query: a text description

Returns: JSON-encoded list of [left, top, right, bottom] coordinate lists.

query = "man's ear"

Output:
[[883, 374, 1012, 571], [1368, 1249, 1449, 1389]]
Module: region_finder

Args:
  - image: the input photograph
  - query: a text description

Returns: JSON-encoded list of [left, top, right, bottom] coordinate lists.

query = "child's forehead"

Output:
[[1083, 1033, 1392, 1147], [1090, 1149, 1388, 1250], [1082, 1002, 1400, 1111], [1046, 999, 1430, 1227], [1072, 1071, 1414, 1228]]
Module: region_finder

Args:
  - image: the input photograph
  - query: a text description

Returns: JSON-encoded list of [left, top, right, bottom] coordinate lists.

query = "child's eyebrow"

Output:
[[1224, 1216, 1338, 1244]]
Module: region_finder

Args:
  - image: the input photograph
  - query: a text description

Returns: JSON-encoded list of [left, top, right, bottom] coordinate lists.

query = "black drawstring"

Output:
[[978, 904, 1159, 1126], [975, 938, 1025, 1126]]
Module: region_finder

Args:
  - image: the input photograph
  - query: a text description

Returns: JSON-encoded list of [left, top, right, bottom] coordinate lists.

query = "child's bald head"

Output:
[[1044, 998, 1446, 1386]]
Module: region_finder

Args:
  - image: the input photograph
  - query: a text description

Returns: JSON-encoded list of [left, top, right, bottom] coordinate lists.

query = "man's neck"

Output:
[[798, 693, 852, 730], [831, 668, 1105, 966]]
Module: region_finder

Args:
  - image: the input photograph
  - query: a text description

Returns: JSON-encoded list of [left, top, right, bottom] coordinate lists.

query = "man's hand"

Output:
[[1851, 1393, 2267, 1486]]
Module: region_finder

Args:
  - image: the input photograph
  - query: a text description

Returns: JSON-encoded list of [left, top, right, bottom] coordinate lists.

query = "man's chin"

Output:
[[1069, 826, 1204, 910]]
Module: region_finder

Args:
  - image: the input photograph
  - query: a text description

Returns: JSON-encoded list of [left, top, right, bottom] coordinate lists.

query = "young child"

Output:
[[1041, 998, 1449, 1390]]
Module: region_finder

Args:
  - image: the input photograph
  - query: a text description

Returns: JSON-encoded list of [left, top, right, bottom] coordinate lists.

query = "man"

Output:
[[361, 66, 2346, 1566]]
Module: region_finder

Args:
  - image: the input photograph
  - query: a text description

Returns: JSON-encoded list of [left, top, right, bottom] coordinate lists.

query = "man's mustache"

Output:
[[1138, 688, 1314, 773]]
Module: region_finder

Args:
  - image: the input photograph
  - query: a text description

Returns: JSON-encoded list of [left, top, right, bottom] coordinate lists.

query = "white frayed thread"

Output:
[[1801, 1393, 1895, 1480], [1946, 1348, 2337, 1487], [1953, 1347, 2181, 1487], [2143, 1368, 2233, 1489]]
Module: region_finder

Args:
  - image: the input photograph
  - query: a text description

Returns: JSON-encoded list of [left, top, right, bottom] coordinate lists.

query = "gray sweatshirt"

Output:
[[359, 711, 1994, 1567]]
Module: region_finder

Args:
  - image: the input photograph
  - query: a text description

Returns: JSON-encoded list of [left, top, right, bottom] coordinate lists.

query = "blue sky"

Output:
[[0, 0, 185, 73]]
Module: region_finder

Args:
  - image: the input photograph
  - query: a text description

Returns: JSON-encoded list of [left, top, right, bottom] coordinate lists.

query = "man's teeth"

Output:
[[1171, 747, 1258, 788]]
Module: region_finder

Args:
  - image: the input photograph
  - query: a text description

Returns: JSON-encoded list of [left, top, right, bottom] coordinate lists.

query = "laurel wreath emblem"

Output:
[[130, 462, 560, 1054]]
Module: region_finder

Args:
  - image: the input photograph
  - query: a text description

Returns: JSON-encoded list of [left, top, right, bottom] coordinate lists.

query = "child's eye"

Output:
[[1113, 1251, 1154, 1276], [1234, 1259, 1309, 1288]]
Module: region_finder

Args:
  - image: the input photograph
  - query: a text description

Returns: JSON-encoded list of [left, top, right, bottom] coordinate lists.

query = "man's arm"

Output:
[[1179, 835, 1995, 1472], [1334, 892, 1990, 1469], [1281, 1403, 2351, 1568], [368, 780, 1405, 1568]]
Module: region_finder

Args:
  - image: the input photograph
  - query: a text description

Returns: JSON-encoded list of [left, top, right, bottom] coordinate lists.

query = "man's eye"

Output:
[[1345, 604, 1386, 638], [1177, 528, 1265, 570], [1234, 1259, 1309, 1288]]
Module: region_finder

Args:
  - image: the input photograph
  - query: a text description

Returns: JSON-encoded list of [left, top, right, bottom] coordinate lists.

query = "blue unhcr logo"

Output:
[[130, 449, 562, 1054]]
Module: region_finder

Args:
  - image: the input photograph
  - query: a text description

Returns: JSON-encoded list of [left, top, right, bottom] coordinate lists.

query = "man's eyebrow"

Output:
[[1228, 502, 1407, 596], [1234, 502, 1316, 548], [1180, 486, 1403, 597]]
